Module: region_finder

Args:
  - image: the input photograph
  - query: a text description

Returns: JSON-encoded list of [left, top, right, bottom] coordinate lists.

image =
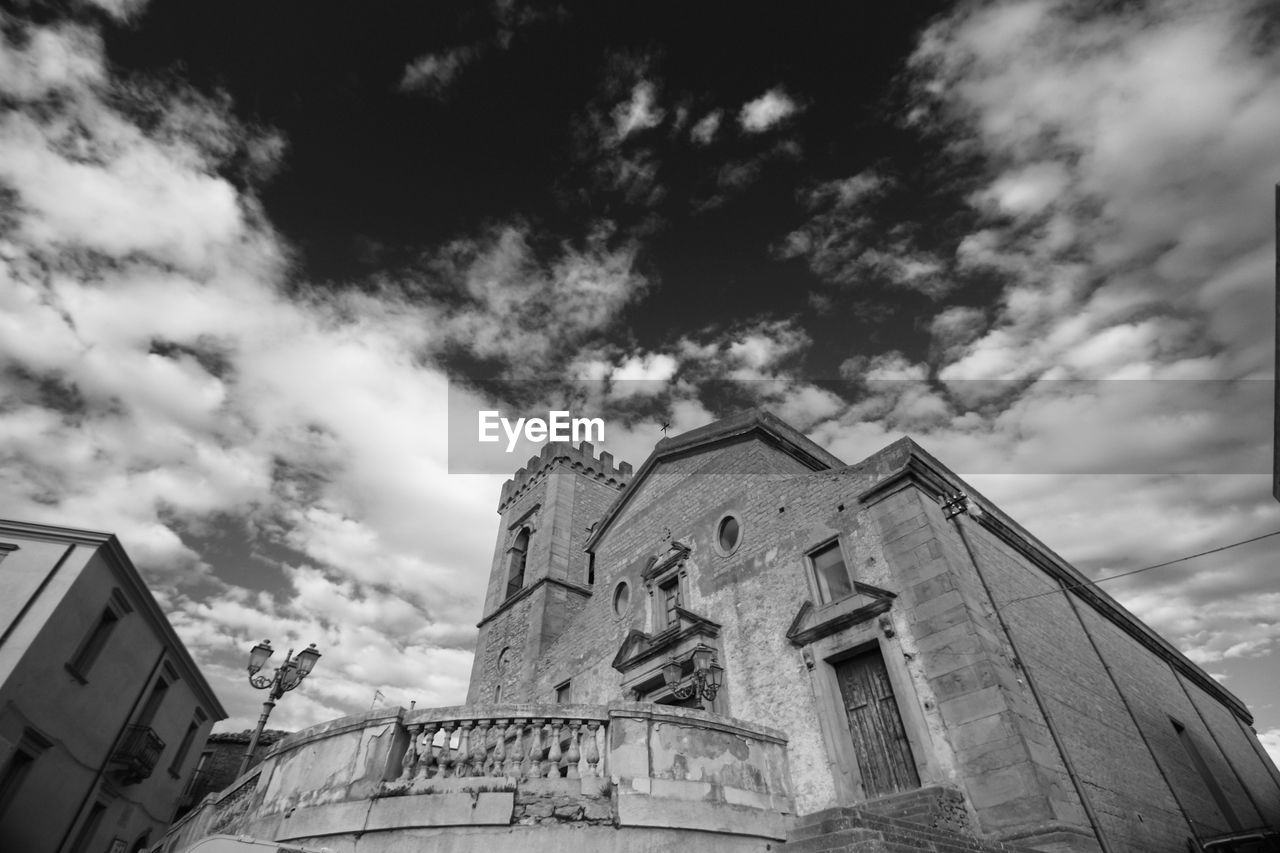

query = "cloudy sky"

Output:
[[2, 0, 1278, 760]]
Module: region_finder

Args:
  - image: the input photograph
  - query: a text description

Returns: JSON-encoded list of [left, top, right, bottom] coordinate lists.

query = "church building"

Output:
[[467, 409, 1280, 852]]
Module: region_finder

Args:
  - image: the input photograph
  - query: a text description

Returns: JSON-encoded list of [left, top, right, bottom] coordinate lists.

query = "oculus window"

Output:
[[613, 581, 631, 616], [715, 515, 741, 555], [810, 540, 854, 603]]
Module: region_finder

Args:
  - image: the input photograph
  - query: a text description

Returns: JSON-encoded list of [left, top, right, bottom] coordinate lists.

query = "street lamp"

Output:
[[661, 643, 723, 704], [237, 640, 322, 777]]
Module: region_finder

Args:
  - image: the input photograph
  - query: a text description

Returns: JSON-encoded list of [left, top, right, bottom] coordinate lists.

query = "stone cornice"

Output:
[[475, 576, 593, 629], [786, 584, 897, 647]]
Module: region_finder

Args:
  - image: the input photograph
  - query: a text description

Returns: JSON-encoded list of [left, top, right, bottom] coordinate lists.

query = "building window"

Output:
[[494, 684, 502, 703], [0, 729, 52, 823], [66, 607, 120, 682], [69, 800, 108, 853], [555, 681, 572, 704], [613, 581, 631, 616], [587, 552, 596, 586], [506, 528, 530, 599], [137, 677, 170, 730], [658, 576, 682, 630], [715, 514, 742, 556], [810, 539, 854, 603], [168, 709, 206, 777]]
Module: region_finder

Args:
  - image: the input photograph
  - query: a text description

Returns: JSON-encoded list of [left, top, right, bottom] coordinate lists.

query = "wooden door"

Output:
[[835, 648, 921, 798]]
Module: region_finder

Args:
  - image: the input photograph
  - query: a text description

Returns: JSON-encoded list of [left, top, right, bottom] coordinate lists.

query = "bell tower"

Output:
[[466, 441, 631, 704]]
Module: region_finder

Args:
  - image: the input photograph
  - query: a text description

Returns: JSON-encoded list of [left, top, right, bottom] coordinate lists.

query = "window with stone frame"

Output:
[[657, 574, 682, 630], [0, 728, 51, 821], [66, 589, 132, 682], [809, 539, 854, 603], [506, 528, 530, 599]]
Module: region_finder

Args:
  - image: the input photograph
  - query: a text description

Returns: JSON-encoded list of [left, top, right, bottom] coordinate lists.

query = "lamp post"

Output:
[[237, 639, 322, 778]]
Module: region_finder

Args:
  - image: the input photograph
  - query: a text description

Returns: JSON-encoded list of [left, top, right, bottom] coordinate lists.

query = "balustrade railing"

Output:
[[395, 709, 607, 784]]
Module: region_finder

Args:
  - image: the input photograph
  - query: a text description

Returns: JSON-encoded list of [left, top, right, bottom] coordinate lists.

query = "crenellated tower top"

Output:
[[498, 441, 632, 513]]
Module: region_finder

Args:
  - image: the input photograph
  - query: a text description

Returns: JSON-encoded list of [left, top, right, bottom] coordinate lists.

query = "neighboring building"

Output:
[[160, 411, 1280, 853], [176, 730, 289, 820], [0, 520, 226, 853]]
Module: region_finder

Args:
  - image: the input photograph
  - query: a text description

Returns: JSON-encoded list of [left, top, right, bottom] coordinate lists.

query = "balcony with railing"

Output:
[[110, 724, 165, 785], [158, 702, 794, 853]]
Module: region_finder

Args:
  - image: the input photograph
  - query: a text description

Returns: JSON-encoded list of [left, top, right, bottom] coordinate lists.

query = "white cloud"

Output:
[[399, 48, 475, 97], [1259, 729, 1280, 768], [0, 14, 642, 732], [914, 0, 1280, 383], [690, 110, 722, 145], [739, 87, 800, 132], [613, 81, 665, 138]]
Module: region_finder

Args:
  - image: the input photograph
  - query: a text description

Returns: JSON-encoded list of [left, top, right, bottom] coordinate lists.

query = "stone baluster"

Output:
[[565, 721, 581, 780], [584, 721, 600, 777], [417, 723, 440, 779], [456, 722, 473, 778], [526, 718, 545, 779], [547, 719, 563, 779], [398, 723, 422, 781], [505, 720, 523, 778], [491, 719, 508, 777], [438, 721, 456, 778], [471, 720, 489, 776]]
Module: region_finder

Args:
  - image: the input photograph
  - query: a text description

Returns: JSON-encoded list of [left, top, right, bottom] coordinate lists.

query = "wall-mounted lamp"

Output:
[[661, 643, 722, 702]]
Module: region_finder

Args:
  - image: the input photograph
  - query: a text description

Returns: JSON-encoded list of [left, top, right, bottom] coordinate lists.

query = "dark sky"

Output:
[[104, 2, 963, 375]]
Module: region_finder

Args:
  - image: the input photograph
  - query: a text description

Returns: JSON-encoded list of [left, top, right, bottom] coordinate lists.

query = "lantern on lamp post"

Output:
[[661, 644, 722, 704], [237, 640, 322, 778]]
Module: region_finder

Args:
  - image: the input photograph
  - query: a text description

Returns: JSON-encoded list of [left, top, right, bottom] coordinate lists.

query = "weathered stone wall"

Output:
[[525, 435, 921, 814], [460, 418, 1279, 853], [467, 442, 627, 704], [862, 485, 1093, 847], [945, 494, 1280, 851], [159, 704, 794, 853]]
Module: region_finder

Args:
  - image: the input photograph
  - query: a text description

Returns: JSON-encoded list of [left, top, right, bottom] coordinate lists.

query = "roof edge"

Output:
[[855, 447, 1255, 725], [0, 518, 229, 720]]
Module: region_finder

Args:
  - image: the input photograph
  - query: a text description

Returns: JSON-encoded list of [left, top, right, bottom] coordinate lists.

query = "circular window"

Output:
[[496, 647, 510, 669], [612, 581, 631, 616], [715, 514, 742, 556]]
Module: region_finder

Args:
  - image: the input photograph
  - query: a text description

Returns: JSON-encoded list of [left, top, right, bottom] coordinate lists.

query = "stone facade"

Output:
[[468, 410, 1280, 852]]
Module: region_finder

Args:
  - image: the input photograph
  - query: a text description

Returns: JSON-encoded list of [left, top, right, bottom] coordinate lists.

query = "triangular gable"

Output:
[[585, 409, 844, 552], [786, 581, 897, 647], [611, 607, 722, 674]]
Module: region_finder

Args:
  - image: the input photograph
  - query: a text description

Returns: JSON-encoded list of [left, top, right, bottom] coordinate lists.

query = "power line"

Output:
[[1001, 529, 1280, 607]]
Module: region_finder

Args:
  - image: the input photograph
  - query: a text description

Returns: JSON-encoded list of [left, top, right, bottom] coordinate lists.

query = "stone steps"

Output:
[[782, 790, 1044, 853]]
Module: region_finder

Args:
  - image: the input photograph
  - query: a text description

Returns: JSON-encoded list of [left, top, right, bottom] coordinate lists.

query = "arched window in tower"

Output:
[[506, 528, 530, 599]]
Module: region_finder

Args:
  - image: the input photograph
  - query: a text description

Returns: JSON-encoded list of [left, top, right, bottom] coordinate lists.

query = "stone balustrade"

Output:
[[394, 704, 608, 784], [156, 702, 793, 853]]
